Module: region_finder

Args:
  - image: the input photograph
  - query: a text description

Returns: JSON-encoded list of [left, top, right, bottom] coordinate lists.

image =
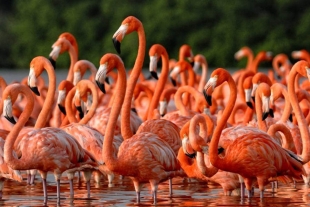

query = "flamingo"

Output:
[[204, 67, 306, 199], [3, 83, 98, 204], [99, 52, 183, 204], [107, 15, 184, 204], [192, 54, 208, 93], [61, 79, 116, 193]]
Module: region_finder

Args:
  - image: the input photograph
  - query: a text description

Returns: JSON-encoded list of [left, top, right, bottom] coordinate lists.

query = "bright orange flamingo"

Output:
[[286, 60, 310, 185], [3, 82, 98, 204], [49, 37, 78, 83], [146, 44, 174, 120], [108, 16, 184, 204], [72, 60, 97, 86], [204, 67, 306, 199], [270, 53, 292, 85], [159, 87, 177, 117], [48, 32, 78, 68], [99, 52, 183, 204], [133, 82, 154, 121]]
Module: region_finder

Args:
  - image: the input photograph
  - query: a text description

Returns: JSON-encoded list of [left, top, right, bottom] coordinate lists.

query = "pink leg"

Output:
[[42, 178, 47, 204]]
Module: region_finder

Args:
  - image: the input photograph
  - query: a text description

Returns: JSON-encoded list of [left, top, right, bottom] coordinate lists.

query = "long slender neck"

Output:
[[288, 67, 310, 163], [175, 86, 195, 116], [267, 123, 297, 153], [198, 61, 208, 93], [147, 50, 169, 120], [66, 45, 78, 83], [4, 86, 35, 170], [121, 26, 145, 139], [209, 76, 237, 168], [103, 63, 127, 171], [65, 88, 78, 123], [255, 92, 267, 132], [35, 64, 56, 129], [79, 84, 98, 125], [279, 88, 292, 123]]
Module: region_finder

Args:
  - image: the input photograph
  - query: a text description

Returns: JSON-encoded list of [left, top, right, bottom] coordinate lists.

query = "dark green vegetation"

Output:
[[1, 1, 310, 69]]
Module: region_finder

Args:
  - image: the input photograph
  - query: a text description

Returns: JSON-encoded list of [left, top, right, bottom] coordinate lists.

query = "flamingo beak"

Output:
[[203, 90, 212, 106], [289, 114, 293, 122], [262, 112, 269, 121], [48, 57, 56, 69], [246, 101, 253, 109], [76, 106, 84, 119], [29, 86, 40, 96], [150, 71, 158, 80], [170, 77, 177, 86], [269, 108, 274, 118], [4, 115, 16, 125], [58, 104, 66, 115], [96, 80, 106, 94], [112, 38, 121, 54]]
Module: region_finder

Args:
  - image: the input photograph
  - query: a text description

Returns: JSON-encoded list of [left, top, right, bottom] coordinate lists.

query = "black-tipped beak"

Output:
[[203, 90, 212, 106], [170, 77, 177, 86], [150, 71, 158, 80], [185, 150, 196, 159], [76, 106, 83, 114], [105, 77, 110, 85], [246, 101, 253, 109], [190, 61, 194, 67], [29, 86, 40, 96], [76, 106, 84, 119], [131, 108, 138, 114], [289, 114, 293, 122], [160, 113, 165, 117], [218, 147, 224, 154], [5, 115, 16, 124], [112, 38, 121, 54], [252, 96, 255, 103], [269, 109, 274, 118], [48, 57, 56, 69], [262, 112, 269, 121], [96, 80, 106, 94], [58, 104, 66, 115]]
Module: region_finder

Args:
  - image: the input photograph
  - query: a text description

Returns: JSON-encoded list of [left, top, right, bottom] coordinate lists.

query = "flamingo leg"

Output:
[[56, 179, 61, 199], [30, 174, 35, 185], [169, 178, 173, 197], [69, 179, 74, 198], [86, 180, 91, 198], [42, 178, 48, 204], [133, 180, 141, 204]]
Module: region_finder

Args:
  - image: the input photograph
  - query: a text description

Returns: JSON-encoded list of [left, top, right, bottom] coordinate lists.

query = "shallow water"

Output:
[[1, 172, 310, 207]]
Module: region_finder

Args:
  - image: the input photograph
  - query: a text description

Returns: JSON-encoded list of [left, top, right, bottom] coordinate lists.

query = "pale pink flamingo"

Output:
[[204, 67, 306, 199], [3, 82, 98, 204], [61, 79, 116, 194], [192, 54, 208, 93]]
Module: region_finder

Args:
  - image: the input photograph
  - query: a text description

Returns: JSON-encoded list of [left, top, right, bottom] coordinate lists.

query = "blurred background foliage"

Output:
[[1, 0, 310, 69]]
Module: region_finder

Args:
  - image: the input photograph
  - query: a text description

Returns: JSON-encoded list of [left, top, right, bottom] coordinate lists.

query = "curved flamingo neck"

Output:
[[4, 85, 35, 170], [288, 62, 310, 163], [35, 61, 56, 129], [147, 46, 169, 120], [209, 73, 237, 169], [278, 86, 291, 123], [175, 86, 200, 116], [66, 44, 78, 83], [103, 59, 127, 172], [121, 23, 145, 140], [255, 88, 267, 132], [267, 123, 296, 153]]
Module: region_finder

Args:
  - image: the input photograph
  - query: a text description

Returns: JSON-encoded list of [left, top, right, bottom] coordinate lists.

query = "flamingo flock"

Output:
[[1, 15, 310, 205]]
